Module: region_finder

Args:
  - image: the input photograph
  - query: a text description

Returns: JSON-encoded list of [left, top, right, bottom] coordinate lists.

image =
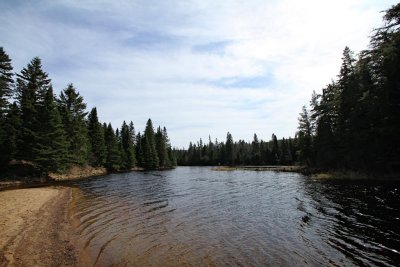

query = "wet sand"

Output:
[[0, 187, 78, 266]]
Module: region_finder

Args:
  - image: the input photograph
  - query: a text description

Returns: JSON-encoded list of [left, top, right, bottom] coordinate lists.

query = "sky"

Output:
[[0, 0, 397, 148]]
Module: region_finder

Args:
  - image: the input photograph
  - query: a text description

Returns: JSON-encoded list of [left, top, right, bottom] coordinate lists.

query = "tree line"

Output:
[[176, 133, 298, 166], [0, 50, 176, 174], [296, 3, 400, 173]]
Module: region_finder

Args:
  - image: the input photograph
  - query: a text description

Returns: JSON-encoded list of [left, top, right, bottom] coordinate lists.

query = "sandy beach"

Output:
[[0, 187, 78, 266]]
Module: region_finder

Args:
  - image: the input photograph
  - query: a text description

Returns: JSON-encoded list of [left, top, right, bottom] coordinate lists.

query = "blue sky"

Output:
[[0, 0, 397, 147]]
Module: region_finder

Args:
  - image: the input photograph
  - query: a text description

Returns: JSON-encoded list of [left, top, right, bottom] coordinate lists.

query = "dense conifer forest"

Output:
[[178, 3, 400, 174], [0, 52, 176, 175], [296, 3, 400, 173], [175, 134, 298, 166]]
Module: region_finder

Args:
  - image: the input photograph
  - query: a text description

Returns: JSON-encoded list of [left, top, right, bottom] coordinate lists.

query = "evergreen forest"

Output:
[[176, 133, 298, 166], [179, 3, 400, 174], [0, 52, 176, 175], [296, 3, 400, 173]]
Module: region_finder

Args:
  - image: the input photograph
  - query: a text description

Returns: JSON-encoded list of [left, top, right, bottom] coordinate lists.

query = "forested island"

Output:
[[0, 52, 176, 178]]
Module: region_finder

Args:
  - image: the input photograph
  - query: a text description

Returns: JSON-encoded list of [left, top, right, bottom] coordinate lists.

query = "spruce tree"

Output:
[[129, 121, 136, 146], [87, 107, 106, 166], [163, 127, 173, 167], [34, 87, 68, 173], [0, 47, 14, 167], [135, 132, 144, 167], [336, 47, 357, 167], [58, 83, 89, 165], [16, 57, 51, 161], [297, 106, 313, 165], [225, 132, 234, 165], [120, 121, 136, 169], [143, 119, 159, 170], [155, 126, 169, 168], [0, 103, 20, 169], [271, 134, 279, 164], [104, 123, 121, 171], [0, 47, 13, 117]]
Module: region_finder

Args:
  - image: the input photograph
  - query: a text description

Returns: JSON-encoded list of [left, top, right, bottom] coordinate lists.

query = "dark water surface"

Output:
[[70, 167, 400, 266]]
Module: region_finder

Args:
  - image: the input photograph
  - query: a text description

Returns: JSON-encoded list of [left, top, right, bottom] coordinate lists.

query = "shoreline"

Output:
[[0, 165, 176, 191], [0, 187, 78, 266], [212, 165, 307, 173], [211, 165, 400, 180]]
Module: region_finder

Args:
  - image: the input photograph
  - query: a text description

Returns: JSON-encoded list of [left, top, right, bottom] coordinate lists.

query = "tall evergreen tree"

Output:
[[0, 47, 14, 167], [336, 47, 357, 167], [104, 123, 122, 171], [58, 83, 89, 165], [120, 121, 136, 169], [143, 119, 159, 170], [225, 132, 234, 165], [0, 47, 13, 117], [297, 106, 314, 165], [163, 127, 173, 166], [0, 103, 20, 168], [129, 121, 136, 146], [15, 57, 51, 161], [135, 132, 144, 167], [87, 107, 106, 166], [155, 126, 170, 168], [271, 134, 279, 164], [34, 87, 68, 173]]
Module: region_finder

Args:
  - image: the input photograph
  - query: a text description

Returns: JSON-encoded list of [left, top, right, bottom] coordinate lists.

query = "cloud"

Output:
[[0, 0, 397, 147]]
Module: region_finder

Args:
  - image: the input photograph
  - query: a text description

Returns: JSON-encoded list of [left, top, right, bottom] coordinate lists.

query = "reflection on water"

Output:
[[70, 167, 400, 266]]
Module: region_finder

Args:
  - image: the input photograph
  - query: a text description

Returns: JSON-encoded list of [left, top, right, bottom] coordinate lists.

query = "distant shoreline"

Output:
[[211, 165, 400, 180], [212, 165, 307, 173]]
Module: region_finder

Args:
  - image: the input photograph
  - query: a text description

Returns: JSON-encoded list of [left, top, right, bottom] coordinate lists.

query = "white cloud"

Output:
[[0, 0, 397, 147]]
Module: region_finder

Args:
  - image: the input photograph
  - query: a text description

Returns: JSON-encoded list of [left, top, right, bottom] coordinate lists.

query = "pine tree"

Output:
[[34, 87, 68, 173], [58, 83, 89, 165], [143, 119, 159, 170], [15, 57, 51, 161], [87, 107, 106, 166]]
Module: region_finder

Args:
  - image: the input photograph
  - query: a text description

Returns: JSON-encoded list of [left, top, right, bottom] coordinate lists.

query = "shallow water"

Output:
[[70, 167, 400, 266]]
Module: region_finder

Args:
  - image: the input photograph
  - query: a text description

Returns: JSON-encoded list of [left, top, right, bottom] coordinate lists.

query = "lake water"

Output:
[[70, 167, 400, 266]]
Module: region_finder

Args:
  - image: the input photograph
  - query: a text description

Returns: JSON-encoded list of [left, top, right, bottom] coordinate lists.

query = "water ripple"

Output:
[[69, 167, 400, 266]]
